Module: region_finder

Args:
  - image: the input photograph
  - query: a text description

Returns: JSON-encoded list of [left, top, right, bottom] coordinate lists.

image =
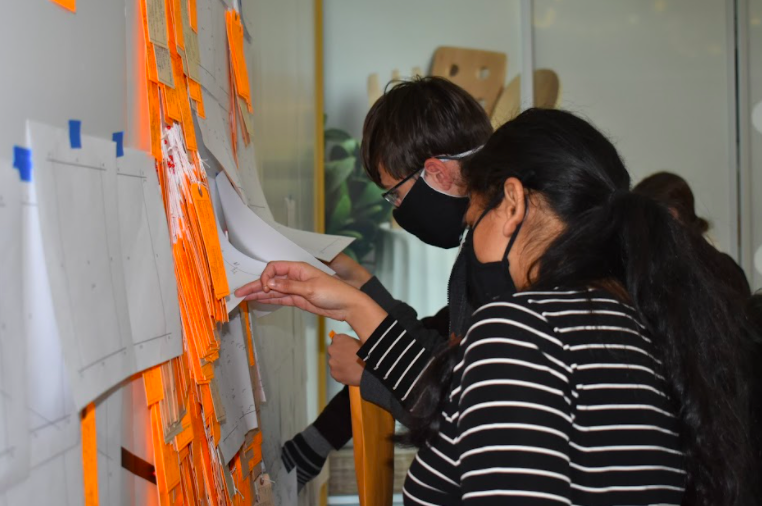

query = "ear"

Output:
[[499, 177, 526, 238], [423, 158, 454, 191]]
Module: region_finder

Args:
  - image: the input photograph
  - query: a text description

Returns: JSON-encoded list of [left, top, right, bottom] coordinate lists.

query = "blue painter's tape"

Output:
[[12, 146, 32, 182], [113, 132, 124, 157], [69, 119, 82, 149]]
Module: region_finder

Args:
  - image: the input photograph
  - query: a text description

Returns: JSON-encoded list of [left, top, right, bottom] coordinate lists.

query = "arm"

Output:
[[357, 304, 449, 425], [356, 314, 433, 411], [361, 276, 449, 351], [282, 386, 352, 490], [235, 262, 449, 412], [457, 302, 571, 505]]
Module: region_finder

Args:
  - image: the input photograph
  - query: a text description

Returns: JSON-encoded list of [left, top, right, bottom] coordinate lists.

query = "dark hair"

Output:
[[634, 172, 751, 298], [633, 171, 710, 235], [748, 291, 762, 331], [406, 108, 755, 506], [360, 76, 492, 186]]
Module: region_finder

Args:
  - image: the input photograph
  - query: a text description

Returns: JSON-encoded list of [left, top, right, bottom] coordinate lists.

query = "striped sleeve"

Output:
[[357, 315, 432, 408], [457, 302, 573, 505]]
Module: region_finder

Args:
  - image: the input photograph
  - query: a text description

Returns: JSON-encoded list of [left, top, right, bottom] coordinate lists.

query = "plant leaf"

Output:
[[325, 128, 352, 143], [327, 191, 351, 233], [325, 157, 356, 196]]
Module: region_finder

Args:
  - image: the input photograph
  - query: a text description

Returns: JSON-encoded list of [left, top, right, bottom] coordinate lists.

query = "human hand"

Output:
[[328, 333, 364, 386], [326, 253, 372, 289], [234, 261, 368, 321]]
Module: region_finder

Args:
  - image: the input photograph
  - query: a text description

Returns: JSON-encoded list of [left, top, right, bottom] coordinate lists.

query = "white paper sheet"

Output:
[[214, 309, 259, 464], [116, 148, 183, 372], [96, 386, 123, 505], [3, 174, 84, 505], [229, 127, 354, 262], [195, 63, 353, 262], [196, 87, 249, 203], [0, 161, 29, 489], [21, 175, 79, 469], [27, 121, 136, 410], [216, 172, 335, 275], [208, 178, 278, 315], [0, 439, 84, 506], [268, 222, 355, 263], [196, 0, 231, 105], [233, 121, 274, 223]]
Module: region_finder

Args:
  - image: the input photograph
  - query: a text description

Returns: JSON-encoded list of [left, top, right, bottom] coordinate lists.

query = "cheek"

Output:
[[472, 221, 506, 263]]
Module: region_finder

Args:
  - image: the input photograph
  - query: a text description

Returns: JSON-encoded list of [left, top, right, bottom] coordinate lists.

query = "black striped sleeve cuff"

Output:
[[357, 315, 431, 408], [281, 428, 330, 491]]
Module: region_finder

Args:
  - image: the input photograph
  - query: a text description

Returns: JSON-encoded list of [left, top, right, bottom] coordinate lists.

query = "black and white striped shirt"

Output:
[[358, 287, 685, 505]]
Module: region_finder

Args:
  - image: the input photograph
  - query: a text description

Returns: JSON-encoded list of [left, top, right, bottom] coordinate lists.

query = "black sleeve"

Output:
[[311, 385, 353, 449], [361, 276, 448, 351]]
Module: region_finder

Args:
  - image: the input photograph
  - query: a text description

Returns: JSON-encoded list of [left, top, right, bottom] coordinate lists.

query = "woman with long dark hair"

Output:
[[236, 109, 756, 505]]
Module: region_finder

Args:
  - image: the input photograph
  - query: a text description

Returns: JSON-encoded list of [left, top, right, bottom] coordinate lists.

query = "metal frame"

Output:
[[733, 0, 754, 273], [520, 0, 535, 110]]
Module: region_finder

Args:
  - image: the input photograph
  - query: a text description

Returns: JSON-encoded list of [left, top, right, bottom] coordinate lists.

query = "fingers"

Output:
[[264, 278, 314, 299], [243, 293, 298, 307], [241, 289, 289, 301], [234, 279, 264, 298], [260, 261, 320, 286], [331, 333, 354, 343]]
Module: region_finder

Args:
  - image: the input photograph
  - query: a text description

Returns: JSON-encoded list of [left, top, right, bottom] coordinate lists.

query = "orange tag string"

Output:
[[81, 403, 98, 506]]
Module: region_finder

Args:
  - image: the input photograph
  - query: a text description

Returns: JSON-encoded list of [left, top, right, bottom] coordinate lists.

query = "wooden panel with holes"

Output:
[[430, 46, 507, 115]]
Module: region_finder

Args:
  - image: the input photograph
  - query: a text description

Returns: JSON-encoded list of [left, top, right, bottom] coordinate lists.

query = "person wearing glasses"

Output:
[[238, 109, 757, 506], [272, 76, 493, 490]]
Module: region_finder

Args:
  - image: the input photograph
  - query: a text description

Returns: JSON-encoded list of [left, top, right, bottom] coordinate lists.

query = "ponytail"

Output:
[[535, 192, 755, 504], [401, 108, 760, 506]]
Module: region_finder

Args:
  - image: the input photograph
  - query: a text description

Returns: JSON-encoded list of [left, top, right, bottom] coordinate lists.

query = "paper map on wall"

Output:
[[1, 162, 82, 506], [214, 310, 258, 464], [216, 171, 337, 274], [27, 121, 136, 410], [116, 148, 183, 371], [208, 177, 276, 315], [0, 161, 29, 490]]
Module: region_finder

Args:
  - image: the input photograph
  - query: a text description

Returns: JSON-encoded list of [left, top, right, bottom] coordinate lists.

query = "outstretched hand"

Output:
[[234, 261, 364, 322]]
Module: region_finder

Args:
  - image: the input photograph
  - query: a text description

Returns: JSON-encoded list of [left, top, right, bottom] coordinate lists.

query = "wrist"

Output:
[[345, 292, 388, 343], [352, 269, 372, 289]]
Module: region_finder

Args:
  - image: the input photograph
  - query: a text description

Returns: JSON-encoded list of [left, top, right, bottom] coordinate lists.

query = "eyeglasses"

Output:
[[381, 168, 423, 207], [380, 146, 484, 208]]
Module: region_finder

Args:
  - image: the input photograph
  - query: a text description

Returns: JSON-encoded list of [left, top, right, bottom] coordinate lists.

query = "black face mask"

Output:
[[392, 175, 469, 249], [465, 206, 524, 308]]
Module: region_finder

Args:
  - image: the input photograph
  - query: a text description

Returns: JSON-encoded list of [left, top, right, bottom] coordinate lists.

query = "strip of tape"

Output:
[[12, 146, 32, 182], [69, 119, 82, 149], [112, 131, 124, 157]]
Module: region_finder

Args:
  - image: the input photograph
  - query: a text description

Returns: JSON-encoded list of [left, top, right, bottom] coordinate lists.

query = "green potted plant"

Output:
[[324, 123, 392, 263]]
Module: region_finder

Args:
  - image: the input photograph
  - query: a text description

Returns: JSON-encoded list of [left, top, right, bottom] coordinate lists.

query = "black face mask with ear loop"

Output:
[[464, 202, 525, 308], [392, 174, 469, 249]]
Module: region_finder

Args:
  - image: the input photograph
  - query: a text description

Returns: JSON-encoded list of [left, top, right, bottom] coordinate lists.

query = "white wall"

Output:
[[533, 0, 737, 256], [325, 0, 743, 260], [324, 0, 523, 139]]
